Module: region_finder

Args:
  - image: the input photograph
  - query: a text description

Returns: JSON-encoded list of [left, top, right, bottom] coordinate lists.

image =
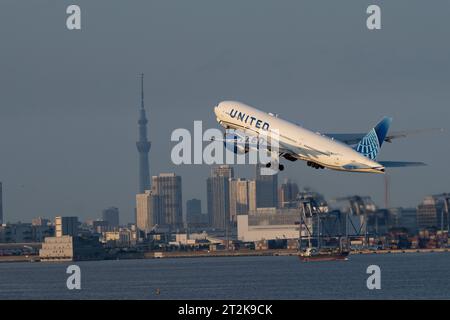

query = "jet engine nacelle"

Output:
[[223, 130, 250, 154]]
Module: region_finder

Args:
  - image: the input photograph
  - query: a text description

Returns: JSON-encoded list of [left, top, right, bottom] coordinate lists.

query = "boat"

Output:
[[298, 247, 349, 262]]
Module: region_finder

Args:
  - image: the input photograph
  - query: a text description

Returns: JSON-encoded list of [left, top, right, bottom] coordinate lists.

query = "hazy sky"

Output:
[[1, 1, 449, 223]]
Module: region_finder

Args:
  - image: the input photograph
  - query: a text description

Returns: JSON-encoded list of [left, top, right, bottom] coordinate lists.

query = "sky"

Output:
[[0, 0, 449, 223]]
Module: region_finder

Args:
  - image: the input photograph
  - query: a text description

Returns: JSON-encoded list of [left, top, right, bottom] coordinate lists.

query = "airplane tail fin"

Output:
[[355, 117, 392, 160]]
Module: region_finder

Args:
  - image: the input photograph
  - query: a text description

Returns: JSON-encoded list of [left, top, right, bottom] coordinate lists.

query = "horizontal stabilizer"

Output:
[[326, 128, 444, 145], [378, 161, 426, 167]]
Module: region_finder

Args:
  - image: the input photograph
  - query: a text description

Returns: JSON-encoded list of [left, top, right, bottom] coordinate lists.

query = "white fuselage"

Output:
[[214, 101, 385, 174]]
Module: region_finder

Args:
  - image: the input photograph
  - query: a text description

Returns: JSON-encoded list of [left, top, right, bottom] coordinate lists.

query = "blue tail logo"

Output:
[[355, 117, 392, 160]]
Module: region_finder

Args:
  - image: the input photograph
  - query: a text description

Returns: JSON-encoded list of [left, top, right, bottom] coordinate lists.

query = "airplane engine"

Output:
[[223, 131, 250, 154]]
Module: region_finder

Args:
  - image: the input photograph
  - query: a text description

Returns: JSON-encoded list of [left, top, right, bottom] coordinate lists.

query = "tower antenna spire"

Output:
[[141, 73, 144, 109], [136, 72, 151, 193]]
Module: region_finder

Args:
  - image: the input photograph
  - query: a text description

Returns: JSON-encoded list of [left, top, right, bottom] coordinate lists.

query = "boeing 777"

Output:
[[214, 101, 427, 174]]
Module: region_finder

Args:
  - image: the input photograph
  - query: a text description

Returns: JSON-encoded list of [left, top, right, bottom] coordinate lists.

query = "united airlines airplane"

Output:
[[214, 101, 426, 174]]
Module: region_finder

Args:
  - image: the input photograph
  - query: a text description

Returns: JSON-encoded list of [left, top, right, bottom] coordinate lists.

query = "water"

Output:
[[0, 252, 449, 299]]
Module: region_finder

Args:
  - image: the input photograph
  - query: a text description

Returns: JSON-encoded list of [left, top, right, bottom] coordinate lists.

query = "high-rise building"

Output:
[[279, 179, 299, 208], [152, 173, 183, 229], [102, 207, 120, 228], [55, 216, 79, 237], [207, 165, 234, 229], [136, 74, 151, 194], [186, 198, 209, 228], [136, 190, 162, 233], [248, 180, 257, 213], [0, 182, 3, 225], [229, 178, 256, 223], [186, 199, 202, 216], [417, 194, 450, 230], [255, 164, 278, 208]]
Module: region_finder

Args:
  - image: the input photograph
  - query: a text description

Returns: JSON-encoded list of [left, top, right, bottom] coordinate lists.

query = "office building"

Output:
[[55, 216, 79, 237], [400, 207, 419, 234], [102, 207, 120, 228], [279, 179, 299, 208], [229, 178, 256, 223], [0, 182, 3, 225], [255, 163, 278, 208], [186, 199, 208, 228], [136, 190, 162, 233], [186, 199, 202, 216], [388, 207, 418, 234], [152, 173, 183, 229], [417, 194, 450, 230], [207, 165, 234, 229]]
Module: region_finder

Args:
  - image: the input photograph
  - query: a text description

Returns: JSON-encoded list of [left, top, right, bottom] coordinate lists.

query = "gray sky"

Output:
[[1, 0, 449, 223]]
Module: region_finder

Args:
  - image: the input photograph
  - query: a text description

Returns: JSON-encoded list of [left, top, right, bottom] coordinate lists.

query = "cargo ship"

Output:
[[298, 247, 349, 262]]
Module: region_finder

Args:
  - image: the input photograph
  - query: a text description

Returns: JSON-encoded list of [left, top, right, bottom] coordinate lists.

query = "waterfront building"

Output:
[[0, 223, 54, 243], [39, 236, 105, 262], [237, 208, 303, 242], [417, 194, 450, 230], [55, 216, 79, 237]]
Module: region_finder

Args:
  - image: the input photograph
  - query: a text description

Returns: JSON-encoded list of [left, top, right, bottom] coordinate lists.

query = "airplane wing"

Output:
[[325, 128, 443, 146], [212, 129, 292, 154], [214, 129, 310, 158], [378, 161, 426, 167]]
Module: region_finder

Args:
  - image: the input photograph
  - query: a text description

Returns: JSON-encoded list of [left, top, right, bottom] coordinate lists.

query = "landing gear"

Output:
[[264, 162, 285, 171], [307, 161, 324, 170]]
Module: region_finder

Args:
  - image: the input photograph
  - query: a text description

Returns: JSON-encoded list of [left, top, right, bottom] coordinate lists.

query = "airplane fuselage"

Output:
[[214, 101, 385, 174]]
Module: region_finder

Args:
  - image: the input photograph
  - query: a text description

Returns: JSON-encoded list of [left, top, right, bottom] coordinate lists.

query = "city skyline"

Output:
[[1, 1, 450, 223]]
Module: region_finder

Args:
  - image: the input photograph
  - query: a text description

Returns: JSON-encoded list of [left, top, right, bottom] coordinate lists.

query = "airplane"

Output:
[[213, 101, 428, 174]]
